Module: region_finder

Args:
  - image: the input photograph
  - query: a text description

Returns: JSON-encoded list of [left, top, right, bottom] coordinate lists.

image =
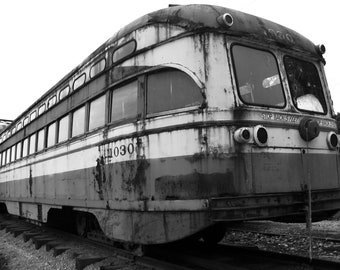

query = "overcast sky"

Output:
[[0, 0, 339, 120]]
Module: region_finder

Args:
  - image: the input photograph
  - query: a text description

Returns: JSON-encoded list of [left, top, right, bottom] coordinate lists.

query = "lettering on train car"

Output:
[[99, 141, 136, 163], [263, 28, 295, 45], [261, 112, 299, 123]]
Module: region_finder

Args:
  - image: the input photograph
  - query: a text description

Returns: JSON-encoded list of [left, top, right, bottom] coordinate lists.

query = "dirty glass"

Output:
[[16, 141, 21, 159], [111, 81, 137, 122], [147, 69, 203, 114], [284, 56, 326, 113], [1, 152, 5, 166], [90, 59, 106, 78], [6, 148, 10, 164], [89, 95, 106, 130], [37, 129, 45, 152], [72, 106, 86, 137], [47, 122, 56, 147], [10, 145, 16, 162], [232, 45, 285, 107], [58, 115, 69, 142], [112, 40, 136, 63], [29, 133, 36, 155], [22, 138, 29, 158]]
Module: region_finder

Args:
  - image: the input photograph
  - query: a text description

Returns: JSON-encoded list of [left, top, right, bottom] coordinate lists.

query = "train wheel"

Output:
[[75, 212, 88, 237], [201, 223, 226, 245]]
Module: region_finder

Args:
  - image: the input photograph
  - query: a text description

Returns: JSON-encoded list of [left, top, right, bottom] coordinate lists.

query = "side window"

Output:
[[16, 141, 22, 160], [22, 138, 29, 158], [1, 152, 6, 166], [58, 115, 69, 143], [146, 69, 203, 114], [284, 56, 326, 113], [232, 45, 285, 107], [47, 122, 56, 147], [72, 106, 86, 137], [89, 95, 106, 130], [29, 133, 36, 155], [10, 145, 16, 162], [59, 86, 70, 101], [37, 128, 45, 152], [112, 40, 136, 63], [6, 148, 11, 164], [111, 81, 138, 122]]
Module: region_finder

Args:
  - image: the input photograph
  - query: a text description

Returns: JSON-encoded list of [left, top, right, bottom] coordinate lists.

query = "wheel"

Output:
[[201, 223, 226, 245], [75, 212, 88, 237]]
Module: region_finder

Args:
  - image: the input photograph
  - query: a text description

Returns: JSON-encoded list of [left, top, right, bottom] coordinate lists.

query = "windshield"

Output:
[[232, 45, 285, 107], [284, 56, 326, 113]]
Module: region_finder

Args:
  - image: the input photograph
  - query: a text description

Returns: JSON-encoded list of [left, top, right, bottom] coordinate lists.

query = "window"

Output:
[[11, 127, 16, 135], [17, 122, 22, 131], [48, 96, 57, 109], [59, 86, 70, 101], [10, 145, 16, 162], [111, 81, 138, 122], [112, 40, 136, 63], [23, 117, 29, 126], [73, 73, 86, 91], [38, 104, 46, 115], [232, 45, 285, 107], [72, 106, 86, 136], [30, 111, 37, 121], [89, 95, 106, 130], [284, 56, 326, 113], [22, 138, 29, 158], [37, 129, 45, 152], [6, 148, 11, 164], [47, 122, 56, 147], [1, 151, 6, 166], [90, 59, 106, 78], [58, 115, 69, 142], [16, 141, 22, 160], [29, 133, 36, 155], [147, 69, 203, 114]]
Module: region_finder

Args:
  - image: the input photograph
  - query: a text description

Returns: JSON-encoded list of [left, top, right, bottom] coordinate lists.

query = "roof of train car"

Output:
[[1, 4, 322, 136]]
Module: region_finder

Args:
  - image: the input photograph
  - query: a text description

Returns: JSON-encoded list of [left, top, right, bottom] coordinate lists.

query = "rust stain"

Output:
[[93, 156, 107, 200], [29, 167, 33, 197]]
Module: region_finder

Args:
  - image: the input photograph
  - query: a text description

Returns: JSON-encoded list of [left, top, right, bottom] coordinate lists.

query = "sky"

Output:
[[0, 0, 339, 121]]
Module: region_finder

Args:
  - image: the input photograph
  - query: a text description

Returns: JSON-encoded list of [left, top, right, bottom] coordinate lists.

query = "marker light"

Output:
[[234, 127, 251, 144], [317, 44, 326, 55], [217, 13, 234, 28], [254, 125, 268, 147], [327, 131, 338, 150]]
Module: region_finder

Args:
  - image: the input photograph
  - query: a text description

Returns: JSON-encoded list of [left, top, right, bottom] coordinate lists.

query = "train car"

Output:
[[1, 4, 340, 245]]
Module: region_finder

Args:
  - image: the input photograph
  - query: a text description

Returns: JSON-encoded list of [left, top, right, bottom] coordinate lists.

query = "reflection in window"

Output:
[[147, 69, 203, 114], [73, 74, 86, 90], [30, 111, 37, 121], [22, 138, 29, 158], [37, 129, 45, 152], [47, 122, 56, 147], [10, 145, 16, 162], [284, 56, 326, 113], [89, 95, 106, 130], [38, 104, 46, 115], [6, 148, 10, 164], [112, 40, 136, 63], [72, 106, 85, 137], [23, 117, 29, 126], [58, 115, 69, 142], [48, 96, 57, 109], [59, 86, 70, 101], [90, 59, 106, 78], [29, 133, 36, 155], [1, 152, 6, 166], [111, 81, 137, 122], [16, 141, 22, 160], [232, 45, 285, 107]]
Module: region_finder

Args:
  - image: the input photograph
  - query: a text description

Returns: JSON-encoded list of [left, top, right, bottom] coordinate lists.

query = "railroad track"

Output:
[[1, 214, 340, 270]]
